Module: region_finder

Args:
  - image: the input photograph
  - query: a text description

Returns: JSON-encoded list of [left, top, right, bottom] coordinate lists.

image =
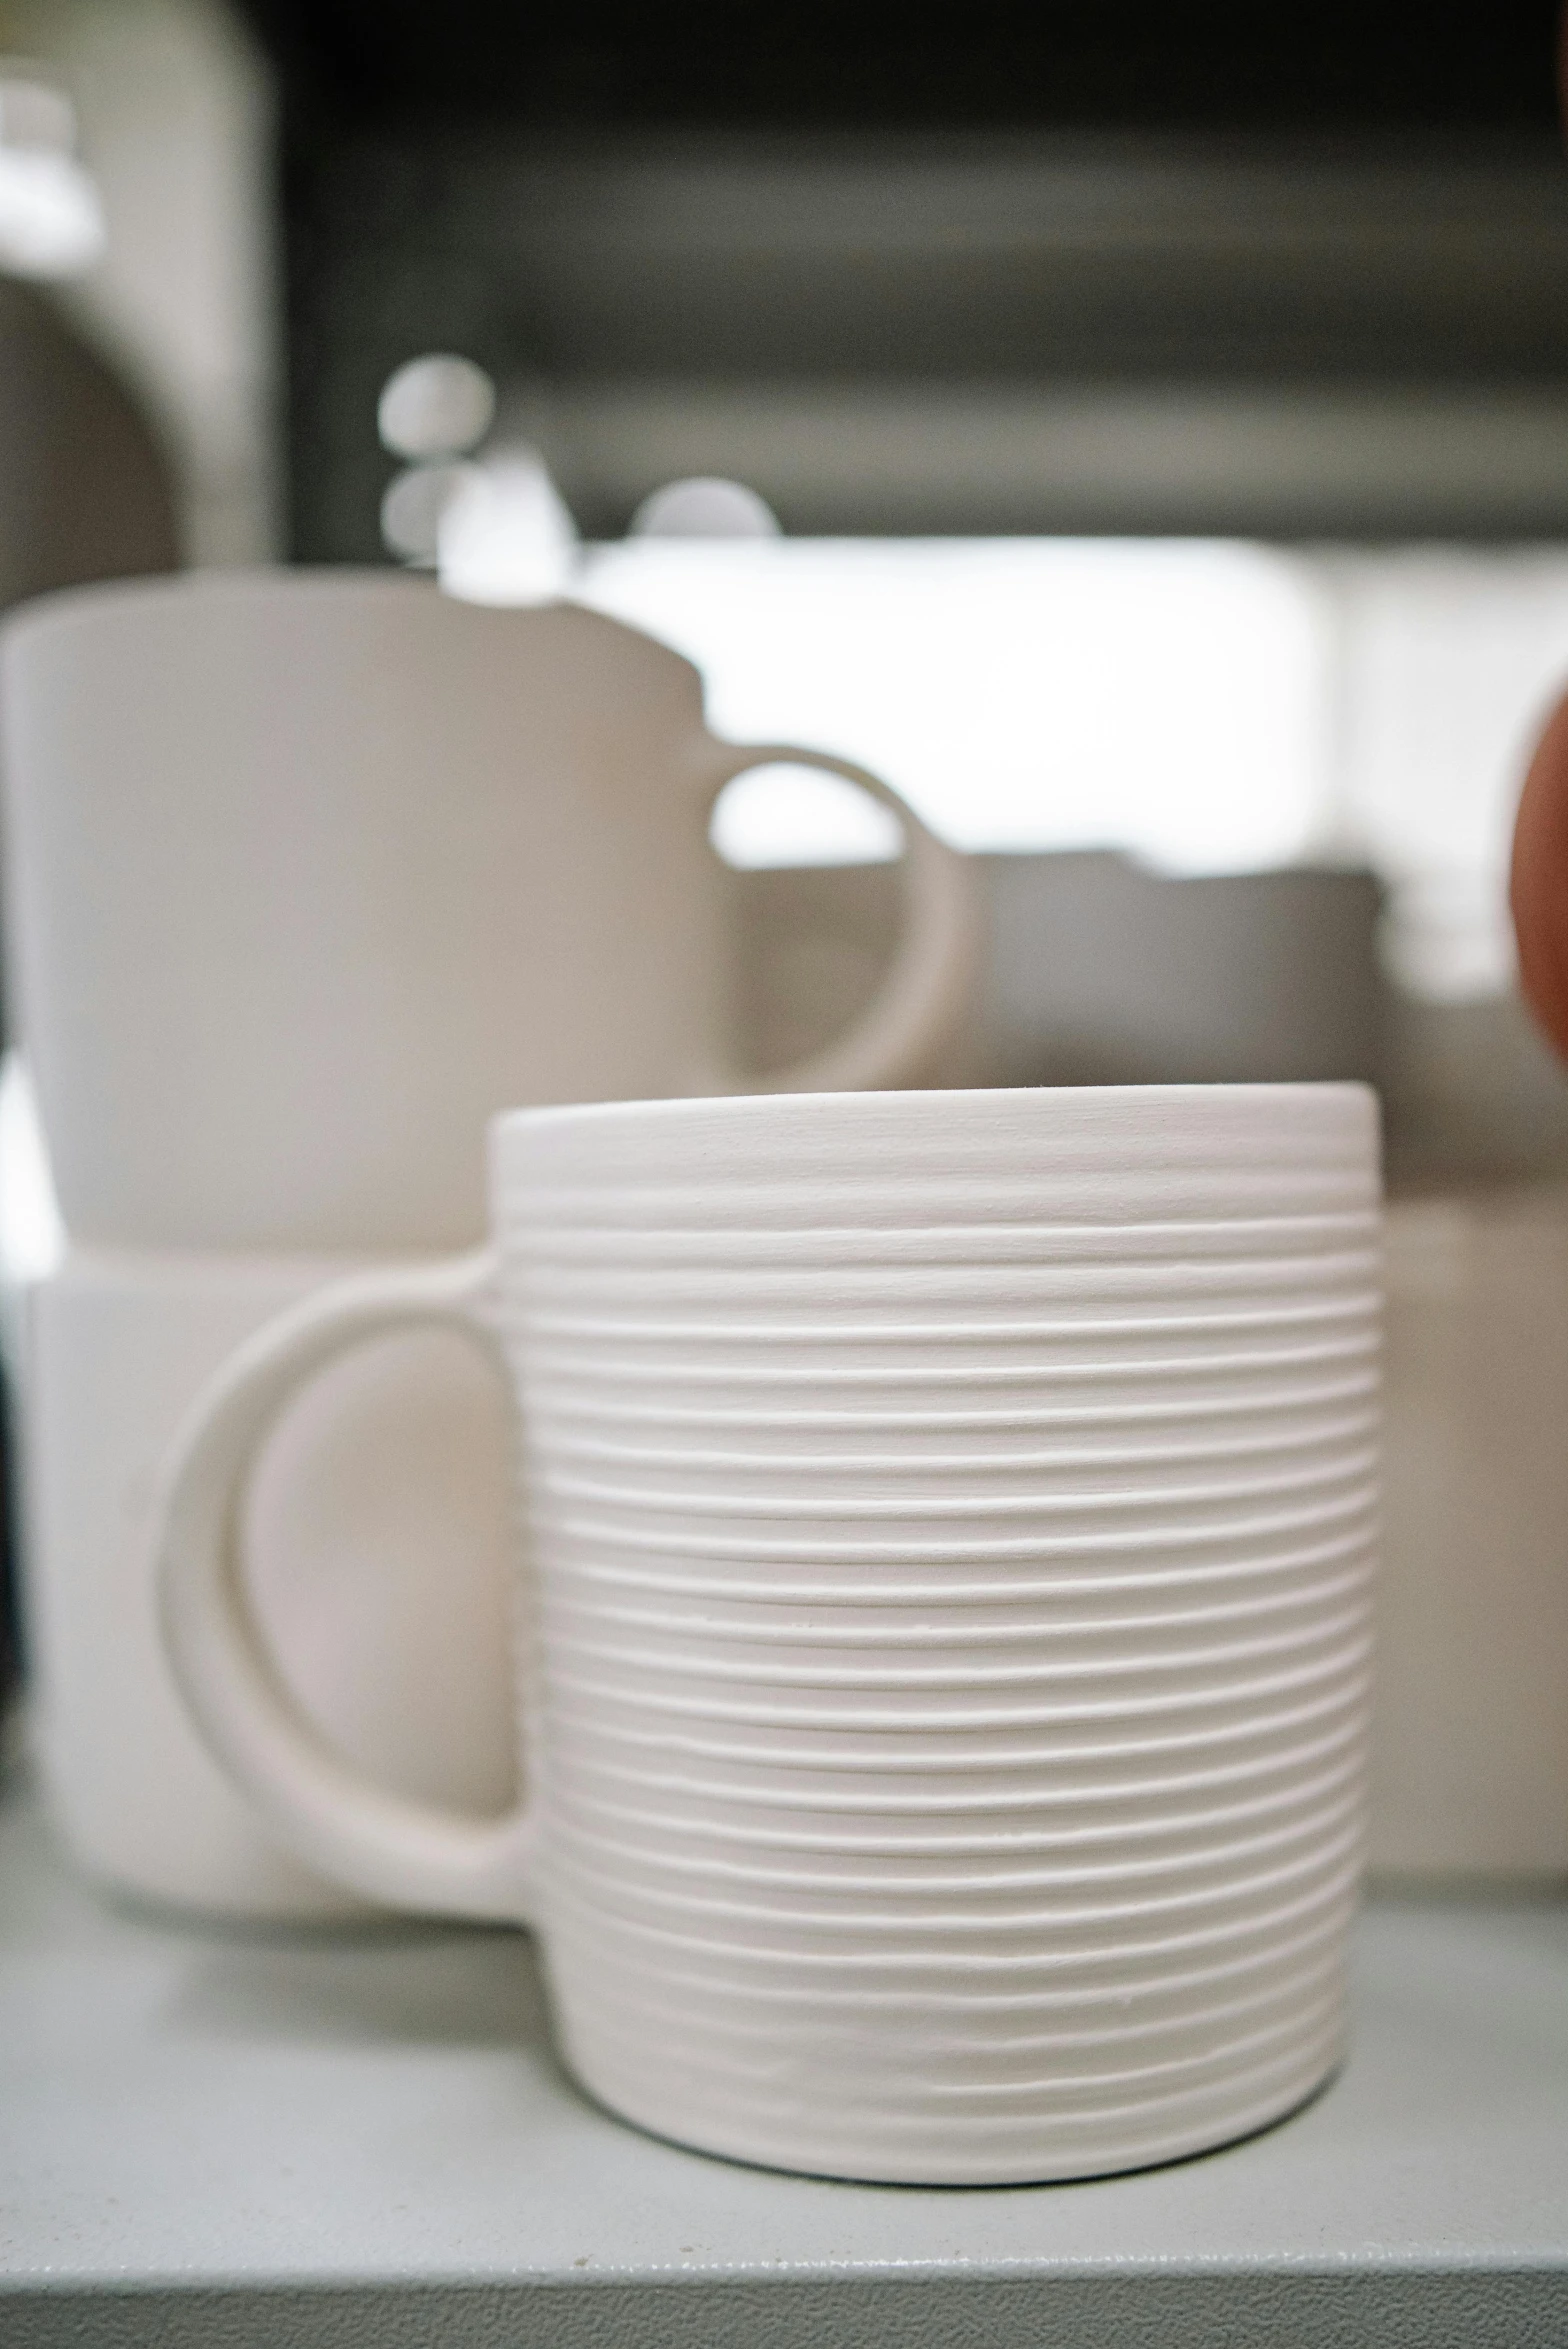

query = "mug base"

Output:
[[555, 2032, 1347, 2190]]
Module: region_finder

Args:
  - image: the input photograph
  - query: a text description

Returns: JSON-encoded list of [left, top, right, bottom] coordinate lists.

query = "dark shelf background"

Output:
[[230, 2, 1568, 557]]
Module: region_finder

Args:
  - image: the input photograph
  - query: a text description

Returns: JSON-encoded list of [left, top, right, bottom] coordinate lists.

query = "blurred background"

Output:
[[3, 1, 1568, 1877], [4, 0, 1568, 1190]]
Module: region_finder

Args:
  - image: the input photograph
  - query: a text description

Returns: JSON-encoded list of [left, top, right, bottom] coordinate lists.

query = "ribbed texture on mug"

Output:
[[498, 1090, 1380, 2183]]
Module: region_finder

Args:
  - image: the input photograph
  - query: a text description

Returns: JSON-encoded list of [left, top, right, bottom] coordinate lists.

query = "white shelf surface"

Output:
[[2, 1773, 1566, 2347]]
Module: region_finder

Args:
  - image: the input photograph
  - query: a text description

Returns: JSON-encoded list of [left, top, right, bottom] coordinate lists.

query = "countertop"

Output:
[[2, 1771, 1566, 2348]]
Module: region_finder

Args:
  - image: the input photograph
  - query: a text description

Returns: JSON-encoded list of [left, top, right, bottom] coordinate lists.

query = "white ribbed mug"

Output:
[[157, 1086, 1382, 2185]]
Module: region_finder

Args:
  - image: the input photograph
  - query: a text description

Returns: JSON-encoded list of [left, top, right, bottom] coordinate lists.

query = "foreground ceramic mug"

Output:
[[0, 570, 976, 1252], [159, 1086, 1382, 2184], [20, 1248, 514, 1918]]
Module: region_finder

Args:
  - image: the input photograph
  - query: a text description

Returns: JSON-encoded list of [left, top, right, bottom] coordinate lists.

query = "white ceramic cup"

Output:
[[18, 1247, 515, 1918], [0, 570, 977, 1253], [1370, 1186, 1568, 1883], [158, 1086, 1381, 2185]]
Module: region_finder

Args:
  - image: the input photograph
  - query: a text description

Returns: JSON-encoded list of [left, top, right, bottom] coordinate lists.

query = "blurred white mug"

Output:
[[1371, 1186, 1568, 1883], [0, 570, 977, 1253], [17, 1246, 516, 1918]]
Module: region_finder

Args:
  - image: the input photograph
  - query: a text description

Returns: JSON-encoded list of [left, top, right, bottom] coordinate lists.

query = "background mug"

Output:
[[1370, 1185, 1568, 1882], [20, 1246, 514, 1918], [158, 1086, 1382, 2185], [0, 570, 977, 1252]]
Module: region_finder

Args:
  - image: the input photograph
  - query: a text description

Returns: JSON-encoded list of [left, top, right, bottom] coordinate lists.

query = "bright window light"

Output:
[[438, 448, 579, 604], [449, 515, 1568, 995], [0, 142, 103, 276], [0, 73, 103, 281], [1337, 553, 1568, 998], [0, 1051, 65, 1295], [709, 763, 902, 868], [578, 539, 1332, 873]]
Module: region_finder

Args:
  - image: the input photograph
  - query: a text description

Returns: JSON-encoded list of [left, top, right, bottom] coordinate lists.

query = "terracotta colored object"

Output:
[[1511, 688, 1568, 1065], [1523, 6, 1568, 1068]]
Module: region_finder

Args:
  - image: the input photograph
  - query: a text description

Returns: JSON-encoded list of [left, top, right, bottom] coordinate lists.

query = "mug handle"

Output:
[[699, 740, 981, 1092], [156, 1249, 537, 1924]]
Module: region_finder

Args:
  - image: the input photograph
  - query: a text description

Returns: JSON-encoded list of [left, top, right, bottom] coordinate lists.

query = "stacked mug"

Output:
[[0, 568, 978, 1918]]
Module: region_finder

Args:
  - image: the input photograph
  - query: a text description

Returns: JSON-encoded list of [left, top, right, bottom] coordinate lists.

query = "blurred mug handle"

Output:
[[697, 740, 980, 1093], [157, 1250, 539, 1924]]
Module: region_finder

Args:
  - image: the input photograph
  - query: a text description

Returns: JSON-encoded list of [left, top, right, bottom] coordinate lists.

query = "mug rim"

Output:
[[0, 570, 698, 694], [494, 1080, 1378, 1143], [0, 563, 434, 658]]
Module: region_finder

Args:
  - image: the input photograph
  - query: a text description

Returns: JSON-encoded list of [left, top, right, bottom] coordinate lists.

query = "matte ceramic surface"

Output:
[[20, 1249, 515, 1918], [158, 1086, 1382, 2183], [0, 570, 976, 1252], [4, 1785, 1566, 2347], [1371, 1186, 1568, 1882]]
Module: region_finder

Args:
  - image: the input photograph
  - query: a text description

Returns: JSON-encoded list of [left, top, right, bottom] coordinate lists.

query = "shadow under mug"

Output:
[[157, 1086, 1382, 2185]]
